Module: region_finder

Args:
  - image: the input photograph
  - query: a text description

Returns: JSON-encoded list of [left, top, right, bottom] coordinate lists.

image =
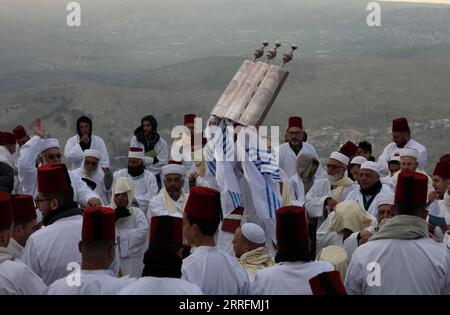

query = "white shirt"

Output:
[[64, 135, 110, 170], [345, 238, 450, 295], [344, 184, 393, 218], [289, 174, 306, 206], [74, 165, 111, 206], [250, 261, 334, 295], [114, 169, 158, 215], [130, 135, 169, 176], [46, 270, 134, 295], [378, 138, 428, 170], [0, 258, 47, 295], [182, 246, 250, 295], [116, 206, 148, 278], [277, 142, 324, 179], [7, 237, 24, 259], [147, 189, 186, 221], [119, 276, 203, 295]]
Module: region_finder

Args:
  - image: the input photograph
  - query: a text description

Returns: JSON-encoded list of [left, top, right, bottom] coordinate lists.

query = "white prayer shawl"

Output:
[[289, 174, 306, 206], [7, 237, 24, 259], [130, 135, 169, 176], [46, 270, 134, 295], [75, 162, 111, 206], [17, 136, 99, 205], [378, 138, 428, 170], [64, 134, 110, 170], [0, 145, 20, 193], [277, 141, 325, 180], [114, 169, 158, 216], [344, 184, 393, 218], [250, 261, 334, 295], [119, 277, 203, 295], [345, 238, 450, 295], [115, 206, 148, 278], [0, 257, 47, 295], [181, 246, 250, 295]]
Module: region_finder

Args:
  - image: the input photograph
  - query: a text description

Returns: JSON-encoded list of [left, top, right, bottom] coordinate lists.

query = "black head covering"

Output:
[[76, 116, 92, 138]]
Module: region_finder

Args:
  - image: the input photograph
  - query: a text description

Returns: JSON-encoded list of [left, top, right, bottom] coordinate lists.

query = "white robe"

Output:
[[378, 138, 428, 170], [289, 174, 306, 206], [250, 261, 334, 295], [74, 165, 111, 206], [114, 169, 158, 216], [342, 225, 377, 260], [344, 184, 393, 218], [277, 142, 325, 179], [181, 246, 250, 295], [17, 136, 99, 206], [0, 258, 47, 295], [147, 189, 186, 221], [46, 270, 134, 295], [64, 135, 110, 170], [345, 238, 450, 295], [130, 135, 169, 176], [0, 145, 20, 193], [7, 237, 24, 259], [116, 206, 148, 278], [119, 276, 203, 295]]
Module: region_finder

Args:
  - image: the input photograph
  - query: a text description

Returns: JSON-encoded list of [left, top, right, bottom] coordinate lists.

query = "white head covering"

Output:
[[350, 156, 367, 165], [39, 138, 60, 153], [330, 151, 350, 167], [331, 200, 373, 233], [128, 147, 144, 159], [389, 155, 401, 163], [109, 177, 135, 208], [376, 192, 395, 208], [83, 149, 102, 160], [400, 148, 419, 160], [316, 245, 348, 283], [360, 161, 381, 176], [161, 163, 187, 178], [241, 223, 266, 244]]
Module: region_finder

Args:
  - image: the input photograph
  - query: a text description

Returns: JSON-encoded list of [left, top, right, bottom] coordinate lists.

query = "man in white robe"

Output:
[[428, 158, 450, 217], [114, 147, 158, 215], [46, 207, 134, 295], [74, 149, 113, 206], [278, 116, 324, 179], [0, 192, 47, 295], [110, 177, 148, 278], [18, 118, 101, 208], [345, 161, 393, 218], [181, 187, 250, 295], [64, 116, 110, 170], [348, 156, 367, 184], [289, 153, 321, 206], [251, 206, 334, 295], [378, 117, 427, 169], [119, 215, 203, 295], [345, 172, 450, 295]]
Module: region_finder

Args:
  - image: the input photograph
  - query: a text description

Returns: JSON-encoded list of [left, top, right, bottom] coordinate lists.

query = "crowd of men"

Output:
[[0, 113, 449, 295]]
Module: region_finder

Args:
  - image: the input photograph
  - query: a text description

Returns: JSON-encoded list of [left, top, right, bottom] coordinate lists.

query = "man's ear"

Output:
[[49, 198, 59, 210]]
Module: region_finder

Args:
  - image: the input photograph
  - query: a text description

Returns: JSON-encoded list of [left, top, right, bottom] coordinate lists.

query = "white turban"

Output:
[[400, 148, 419, 160], [128, 147, 144, 159], [389, 155, 401, 163], [40, 138, 60, 153], [241, 223, 266, 244], [360, 161, 381, 176], [161, 163, 187, 178], [350, 156, 367, 165], [330, 151, 350, 167], [376, 192, 395, 208], [83, 149, 102, 160]]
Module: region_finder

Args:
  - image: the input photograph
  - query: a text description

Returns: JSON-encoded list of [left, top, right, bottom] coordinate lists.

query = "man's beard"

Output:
[[327, 173, 343, 183]]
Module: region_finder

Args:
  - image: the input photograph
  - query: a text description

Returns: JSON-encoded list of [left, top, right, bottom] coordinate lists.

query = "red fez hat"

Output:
[[37, 164, 72, 194], [440, 154, 450, 163], [12, 125, 27, 139], [395, 171, 428, 208], [82, 207, 116, 241], [288, 116, 303, 129], [392, 117, 410, 133], [309, 271, 347, 295], [339, 141, 358, 158], [168, 160, 183, 165], [11, 195, 36, 223], [0, 192, 14, 228], [184, 114, 196, 125], [433, 161, 450, 179], [1, 132, 17, 145], [276, 206, 308, 247], [184, 186, 222, 221], [149, 215, 183, 247], [129, 147, 143, 152]]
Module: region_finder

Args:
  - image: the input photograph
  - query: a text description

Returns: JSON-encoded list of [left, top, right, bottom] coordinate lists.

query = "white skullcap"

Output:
[[39, 138, 60, 153], [162, 163, 187, 178], [128, 147, 144, 159], [376, 192, 395, 208], [360, 161, 381, 176], [241, 223, 266, 244], [350, 156, 367, 165], [389, 155, 401, 163], [399, 148, 419, 160], [330, 151, 350, 167], [83, 149, 102, 160]]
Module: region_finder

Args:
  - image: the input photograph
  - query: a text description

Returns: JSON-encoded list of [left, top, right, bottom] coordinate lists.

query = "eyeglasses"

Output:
[[45, 153, 62, 161], [326, 164, 344, 170], [34, 197, 52, 206]]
